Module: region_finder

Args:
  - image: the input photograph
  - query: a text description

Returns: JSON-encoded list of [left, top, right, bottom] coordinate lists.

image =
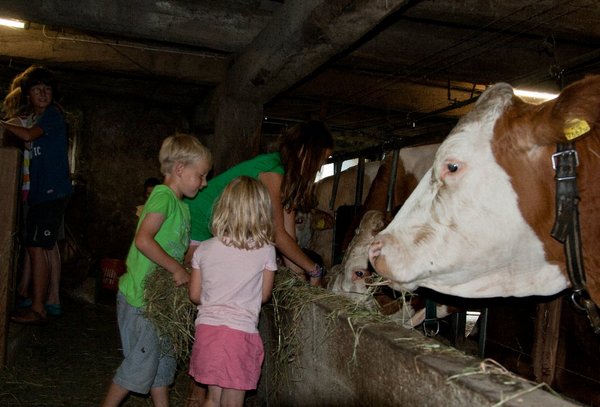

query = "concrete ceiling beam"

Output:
[[222, 0, 414, 104], [0, 0, 279, 52], [0, 24, 228, 85]]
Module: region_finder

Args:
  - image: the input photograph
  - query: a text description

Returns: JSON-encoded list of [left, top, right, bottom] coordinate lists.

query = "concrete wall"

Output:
[[70, 94, 192, 259], [257, 295, 580, 406]]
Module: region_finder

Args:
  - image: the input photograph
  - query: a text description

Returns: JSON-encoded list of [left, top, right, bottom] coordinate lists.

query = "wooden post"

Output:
[[210, 95, 262, 176], [0, 148, 21, 367], [532, 296, 562, 385]]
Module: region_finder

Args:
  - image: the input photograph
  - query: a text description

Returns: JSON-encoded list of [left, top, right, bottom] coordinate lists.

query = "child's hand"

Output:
[[172, 267, 190, 286]]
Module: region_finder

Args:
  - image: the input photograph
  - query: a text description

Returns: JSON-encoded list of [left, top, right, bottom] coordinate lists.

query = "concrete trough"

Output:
[[257, 290, 581, 406]]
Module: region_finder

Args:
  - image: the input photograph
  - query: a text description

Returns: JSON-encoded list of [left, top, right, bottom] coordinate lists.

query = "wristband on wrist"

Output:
[[306, 263, 324, 279]]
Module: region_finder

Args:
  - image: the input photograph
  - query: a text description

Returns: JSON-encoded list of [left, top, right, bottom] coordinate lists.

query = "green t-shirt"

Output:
[[119, 185, 191, 307], [184, 152, 284, 242]]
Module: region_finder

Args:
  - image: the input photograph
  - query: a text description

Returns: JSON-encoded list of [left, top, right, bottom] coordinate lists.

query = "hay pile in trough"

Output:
[[269, 267, 402, 389], [142, 265, 407, 371], [143, 267, 196, 365]]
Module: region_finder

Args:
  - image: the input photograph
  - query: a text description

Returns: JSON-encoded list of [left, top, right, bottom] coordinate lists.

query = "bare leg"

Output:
[[150, 386, 169, 407], [46, 243, 62, 305], [100, 382, 130, 407], [28, 246, 49, 317], [17, 250, 32, 299], [202, 385, 222, 407], [220, 388, 245, 407]]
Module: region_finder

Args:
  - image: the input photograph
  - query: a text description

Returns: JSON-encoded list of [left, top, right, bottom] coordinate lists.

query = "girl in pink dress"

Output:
[[189, 176, 278, 407]]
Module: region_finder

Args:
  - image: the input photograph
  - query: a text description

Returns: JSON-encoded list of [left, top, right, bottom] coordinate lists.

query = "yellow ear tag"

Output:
[[315, 219, 325, 229], [564, 118, 590, 140]]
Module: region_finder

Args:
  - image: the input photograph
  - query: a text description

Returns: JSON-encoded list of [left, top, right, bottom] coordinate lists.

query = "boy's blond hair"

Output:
[[159, 133, 212, 175], [211, 176, 274, 250]]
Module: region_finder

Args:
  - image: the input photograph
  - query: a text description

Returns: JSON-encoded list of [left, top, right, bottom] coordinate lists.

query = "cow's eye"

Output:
[[355, 271, 364, 278], [447, 163, 459, 173]]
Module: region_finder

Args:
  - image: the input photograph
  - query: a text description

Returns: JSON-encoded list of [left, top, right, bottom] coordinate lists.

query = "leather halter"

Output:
[[551, 142, 600, 334]]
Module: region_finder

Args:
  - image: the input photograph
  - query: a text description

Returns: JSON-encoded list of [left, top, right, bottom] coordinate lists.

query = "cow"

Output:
[[327, 143, 441, 290], [368, 75, 600, 308], [337, 143, 442, 254], [299, 160, 382, 268], [295, 208, 334, 249], [328, 209, 456, 328], [303, 143, 442, 269], [328, 210, 386, 299]]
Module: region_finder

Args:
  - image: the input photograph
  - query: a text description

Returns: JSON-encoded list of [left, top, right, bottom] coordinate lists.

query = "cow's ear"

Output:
[[535, 75, 600, 145], [310, 209, 334, 230]]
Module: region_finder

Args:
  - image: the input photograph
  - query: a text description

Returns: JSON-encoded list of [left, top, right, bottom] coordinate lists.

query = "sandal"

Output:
[[11, 309, 47, 325], [45, 304, 63, 317]]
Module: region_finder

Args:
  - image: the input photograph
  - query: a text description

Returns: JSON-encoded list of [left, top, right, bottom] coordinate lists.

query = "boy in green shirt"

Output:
[[102, 134, 212, 407]]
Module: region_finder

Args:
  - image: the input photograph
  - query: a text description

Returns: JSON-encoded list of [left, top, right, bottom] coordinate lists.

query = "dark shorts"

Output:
[[114, 292, 177, 393], [26, 198, 68, 249]]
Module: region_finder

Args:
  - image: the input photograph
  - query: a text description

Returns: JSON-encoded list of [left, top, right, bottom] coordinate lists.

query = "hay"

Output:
[[141, 265, 409, 383], [447, 359, 564, 406], [270, 268, 337, 387], [269, 267, 404, 390], [143, 267, 196, 365]]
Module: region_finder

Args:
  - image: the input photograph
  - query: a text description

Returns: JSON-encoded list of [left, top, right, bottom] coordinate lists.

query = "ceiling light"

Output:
[[514, 88, 558, 101], [0, 18, 26, 29]]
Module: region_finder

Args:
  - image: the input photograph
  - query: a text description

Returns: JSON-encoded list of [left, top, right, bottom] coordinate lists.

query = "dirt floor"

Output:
[[0, 284, 482, 407], [0, 291, 191, 406]]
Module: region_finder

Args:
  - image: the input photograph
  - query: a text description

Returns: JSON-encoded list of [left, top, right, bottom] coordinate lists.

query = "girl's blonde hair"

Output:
[[159, 133, 212, 175], [211, 176, 274, 250]]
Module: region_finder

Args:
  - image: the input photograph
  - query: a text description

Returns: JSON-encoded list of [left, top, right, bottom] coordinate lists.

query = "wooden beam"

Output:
[[0, 148, 21, 367]]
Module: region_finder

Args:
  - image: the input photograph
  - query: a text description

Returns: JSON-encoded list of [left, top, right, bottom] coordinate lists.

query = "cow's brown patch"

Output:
[[340, 153, 427, 252], [491, 76, 600, 305]]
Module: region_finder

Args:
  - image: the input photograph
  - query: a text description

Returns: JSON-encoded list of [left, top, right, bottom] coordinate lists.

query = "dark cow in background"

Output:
[[368, 75, 600, 400]]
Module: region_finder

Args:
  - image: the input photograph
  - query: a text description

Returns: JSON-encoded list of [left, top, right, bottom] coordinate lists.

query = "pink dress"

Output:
[[189, 238, 277, 390]]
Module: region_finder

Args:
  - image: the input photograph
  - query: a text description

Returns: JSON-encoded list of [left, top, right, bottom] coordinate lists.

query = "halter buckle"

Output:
[[551, 149, 579, 170]]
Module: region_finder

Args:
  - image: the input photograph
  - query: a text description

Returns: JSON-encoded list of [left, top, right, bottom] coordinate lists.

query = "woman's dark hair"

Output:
[[279, 120, 334, 212]]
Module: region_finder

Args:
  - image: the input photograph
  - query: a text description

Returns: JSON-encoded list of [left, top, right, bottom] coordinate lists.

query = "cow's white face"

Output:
[[330, 210, 385, 298], [369, 84, 568, 298]]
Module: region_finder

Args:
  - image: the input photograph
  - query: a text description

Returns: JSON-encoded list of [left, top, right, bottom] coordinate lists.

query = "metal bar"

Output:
[[386, 149, 400, 213], [478, 308, 489, 359], [329, 161, 343, 211], [450, 311, 467, 348], [354, 157, 366, 212]]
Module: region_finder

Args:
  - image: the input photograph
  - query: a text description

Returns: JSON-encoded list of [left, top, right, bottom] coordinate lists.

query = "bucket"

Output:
[[100, 258, 126, 291]]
